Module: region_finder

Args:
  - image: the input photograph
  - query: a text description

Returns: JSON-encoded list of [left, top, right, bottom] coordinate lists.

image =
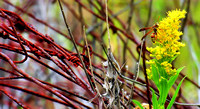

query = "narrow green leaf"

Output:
[[132, 100, 144, 109], [167, 77, 186, 109], [176, 67, 185, 74], [152, 64, 160, 88], [168, 74, 179, 91], [152, 89, 159, 109], [169, 55, 178, 63], [168, 66, 184, 90], [159, 78, 168, 105]]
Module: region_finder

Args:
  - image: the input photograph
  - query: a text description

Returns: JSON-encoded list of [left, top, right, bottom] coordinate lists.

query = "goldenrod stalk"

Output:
[[147, 9, 186, 79]]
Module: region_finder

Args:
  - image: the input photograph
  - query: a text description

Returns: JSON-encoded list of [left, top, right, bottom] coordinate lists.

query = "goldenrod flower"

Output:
[[146, 9, 186, 79], [146, 67, 152, 79]]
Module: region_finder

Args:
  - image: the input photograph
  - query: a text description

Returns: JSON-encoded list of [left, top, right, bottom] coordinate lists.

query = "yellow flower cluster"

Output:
[[161, 61, 176, 76], [147, 9, 186, 78]]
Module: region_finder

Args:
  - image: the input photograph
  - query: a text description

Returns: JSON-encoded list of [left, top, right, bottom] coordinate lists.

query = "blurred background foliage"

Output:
[[0, 0, 200, 108]]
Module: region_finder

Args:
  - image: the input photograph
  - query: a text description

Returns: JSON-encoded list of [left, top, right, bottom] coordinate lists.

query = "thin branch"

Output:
[[57, 0, 95, 91], [101, 43, 146, 86], [180, 0, 190, 41], [0, 9, 28, 64], [83, 26, 106, 108], [145, 0, 153, 27], [105, 0, 111, 49], [0, 89, 29, 109], [142, 40, 152, 108], [0, 52, 79, 108]]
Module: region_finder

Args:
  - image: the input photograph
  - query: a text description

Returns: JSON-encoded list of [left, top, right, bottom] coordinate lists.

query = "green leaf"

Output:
[[167, 76, 186, 109], [169, 54, 178, 63], [158, 77, 168, 105], [152, 89, 159, 109], [132, 100, 144, 109], [152, 64, 160, 88], [168, 66, 184, 90], [176, 66, 185, 74]]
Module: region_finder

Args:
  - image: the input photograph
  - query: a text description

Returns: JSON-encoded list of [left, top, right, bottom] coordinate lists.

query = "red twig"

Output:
[[0, 9, 28, 63], [0, 89, 29, 109], [0, 52, 79, 108], [0, 82, 71, 107]]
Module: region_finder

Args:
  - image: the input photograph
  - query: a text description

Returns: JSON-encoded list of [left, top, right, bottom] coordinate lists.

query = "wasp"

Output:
[[139, 23, 159, 43]]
